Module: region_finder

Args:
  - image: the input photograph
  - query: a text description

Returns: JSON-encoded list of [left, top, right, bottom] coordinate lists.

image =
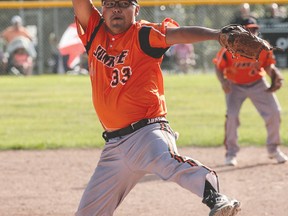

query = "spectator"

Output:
[[265, 3, 280, 19], [48, 32, 62, 74], [172, 43, 196, 74], [278, 6, 287, 19], [213, 16, 288, 166], [0, 16, 33, 44], [0, 16, 36, 75]]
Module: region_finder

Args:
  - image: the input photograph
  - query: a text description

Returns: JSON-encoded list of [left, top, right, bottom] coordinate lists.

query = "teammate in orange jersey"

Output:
[[214, 16, 288, 166], [72, 1, 241, 215]]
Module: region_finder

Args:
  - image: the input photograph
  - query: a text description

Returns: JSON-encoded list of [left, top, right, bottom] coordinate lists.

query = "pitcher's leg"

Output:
[[75, 142, 145, 216], [128, 124, 225, 197], [127, 123, 241, 215]]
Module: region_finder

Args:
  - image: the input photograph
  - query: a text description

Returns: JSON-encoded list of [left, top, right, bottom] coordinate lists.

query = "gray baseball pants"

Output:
[[75, 122, 217, 216], [224, 77, 281, 157]]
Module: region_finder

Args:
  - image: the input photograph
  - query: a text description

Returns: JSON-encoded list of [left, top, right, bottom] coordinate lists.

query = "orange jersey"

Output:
[[76, 8, 179, 130], [213, 48, 276, 84]]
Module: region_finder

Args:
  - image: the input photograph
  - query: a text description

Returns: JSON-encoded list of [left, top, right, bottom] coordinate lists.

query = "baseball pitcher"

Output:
[[72, 0, 242, 215]]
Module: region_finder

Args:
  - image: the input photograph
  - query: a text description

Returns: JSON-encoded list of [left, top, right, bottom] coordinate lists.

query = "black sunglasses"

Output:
[[102, 1, 137, 8]]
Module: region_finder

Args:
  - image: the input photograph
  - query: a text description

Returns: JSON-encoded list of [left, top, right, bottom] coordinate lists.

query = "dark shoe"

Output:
[[203, 191, 241, 216]]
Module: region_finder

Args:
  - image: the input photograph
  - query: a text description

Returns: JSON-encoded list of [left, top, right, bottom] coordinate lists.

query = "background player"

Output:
[[213, 16, 288, 166], [72, 0, 241, 215]]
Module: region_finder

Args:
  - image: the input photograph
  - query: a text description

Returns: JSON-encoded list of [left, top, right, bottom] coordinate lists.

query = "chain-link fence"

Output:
[[0, 2, 287, 74]]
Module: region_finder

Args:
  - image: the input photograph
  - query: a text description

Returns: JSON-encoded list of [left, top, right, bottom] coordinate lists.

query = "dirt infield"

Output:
[[1, 146, 287, 216]]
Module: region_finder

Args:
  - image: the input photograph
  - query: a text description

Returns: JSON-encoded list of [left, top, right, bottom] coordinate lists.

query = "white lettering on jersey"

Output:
[[93, 45, 129, 68]]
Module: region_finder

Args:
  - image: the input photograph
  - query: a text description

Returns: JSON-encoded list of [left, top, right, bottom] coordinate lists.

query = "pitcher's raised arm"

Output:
[[72, 0, 94, 31]]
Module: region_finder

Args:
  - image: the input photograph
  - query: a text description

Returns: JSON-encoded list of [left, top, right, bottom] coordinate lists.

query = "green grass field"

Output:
[[0, 72, 288, 150]]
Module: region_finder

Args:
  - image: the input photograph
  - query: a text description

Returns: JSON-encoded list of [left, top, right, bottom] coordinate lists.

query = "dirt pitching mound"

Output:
[[0, 146, 287, 216]]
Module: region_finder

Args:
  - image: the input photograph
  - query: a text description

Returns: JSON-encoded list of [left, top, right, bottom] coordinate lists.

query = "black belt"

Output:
[[102, 117, 168, 142]]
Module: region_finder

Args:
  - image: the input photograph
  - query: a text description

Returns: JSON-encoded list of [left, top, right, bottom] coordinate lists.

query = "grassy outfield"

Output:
[[0, 72, 287, 150]]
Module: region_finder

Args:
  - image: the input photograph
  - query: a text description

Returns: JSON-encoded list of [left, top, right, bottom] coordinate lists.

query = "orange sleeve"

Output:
[[141, 18, 179, 48], [213, 48, 228, 71], [259, 50, 276, 67]]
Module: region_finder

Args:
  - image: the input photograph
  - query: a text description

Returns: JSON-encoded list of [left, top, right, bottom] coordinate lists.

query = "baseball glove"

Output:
[[218, 24, 274, 60]]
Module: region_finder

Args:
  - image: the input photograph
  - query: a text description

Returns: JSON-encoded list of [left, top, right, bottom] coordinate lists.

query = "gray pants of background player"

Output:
[[76, 122, 218, 216], [225, 77, 281, 157]]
